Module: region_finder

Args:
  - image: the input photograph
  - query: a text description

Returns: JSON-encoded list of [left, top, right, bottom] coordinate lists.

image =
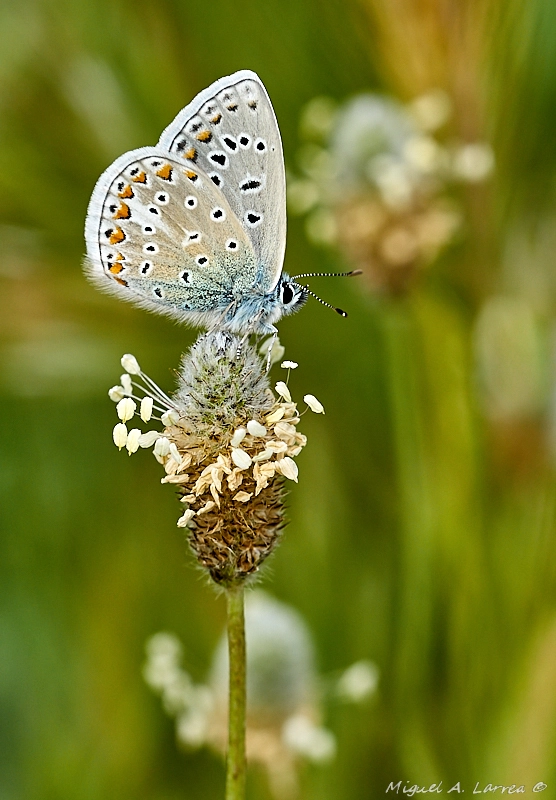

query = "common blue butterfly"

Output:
[[85, 70, 352, 340], [85, 70, 309, 334]]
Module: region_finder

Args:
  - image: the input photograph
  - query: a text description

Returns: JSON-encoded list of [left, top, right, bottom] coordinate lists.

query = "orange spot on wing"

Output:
[[118, 184, 134, 199], [131, 171, 147, 183], [156, 164, 173, 180], [184, 170, 198, 182], [115, 277, 128, 286], [114, 202, 131, 219], [109, 262, 125, 274], [196, 130, 212, 142], [210, 113, 222, 125], [109, 227, 125, 245], [184, 147, 197, 161]]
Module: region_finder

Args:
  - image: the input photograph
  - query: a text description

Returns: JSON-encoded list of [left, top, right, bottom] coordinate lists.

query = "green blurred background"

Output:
[[3, 0, 556, 797]]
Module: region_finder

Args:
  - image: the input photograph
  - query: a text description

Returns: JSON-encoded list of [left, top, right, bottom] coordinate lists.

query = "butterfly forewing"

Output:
[[158, 70, 286, 293], [85, 147, 258, 324]]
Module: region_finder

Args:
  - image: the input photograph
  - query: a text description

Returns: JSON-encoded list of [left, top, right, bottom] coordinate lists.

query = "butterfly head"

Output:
[[277, 274, 309, 318]]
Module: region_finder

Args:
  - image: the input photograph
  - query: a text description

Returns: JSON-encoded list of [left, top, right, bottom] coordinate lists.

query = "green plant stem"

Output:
[[225, 585, 246, 800]]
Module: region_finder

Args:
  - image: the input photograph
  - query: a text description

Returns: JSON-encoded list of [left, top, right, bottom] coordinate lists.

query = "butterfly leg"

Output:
[[211, 301, 237, 330], [234, 317, 260, 363], [258, 324, 278, 372], [234, 313, 277, 372], [240, 312, 277, 372]]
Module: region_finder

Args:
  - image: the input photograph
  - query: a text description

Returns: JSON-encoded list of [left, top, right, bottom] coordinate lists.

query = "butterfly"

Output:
[[84, 70, 312, 337]]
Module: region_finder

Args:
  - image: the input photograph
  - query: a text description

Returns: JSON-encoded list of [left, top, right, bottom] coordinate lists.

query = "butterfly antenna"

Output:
[[293, 270, 361, 316], [292, 269, 362, 280], [303, 287, 348, 317]]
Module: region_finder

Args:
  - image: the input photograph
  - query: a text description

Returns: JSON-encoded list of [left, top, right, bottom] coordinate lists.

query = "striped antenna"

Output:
[[304, 288, 348, 317], [292, 269, 362, 280]]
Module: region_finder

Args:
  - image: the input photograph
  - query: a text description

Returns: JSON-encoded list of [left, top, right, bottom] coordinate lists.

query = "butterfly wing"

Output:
[[158, 70, 286, 294], [84, 147, 258, 326]]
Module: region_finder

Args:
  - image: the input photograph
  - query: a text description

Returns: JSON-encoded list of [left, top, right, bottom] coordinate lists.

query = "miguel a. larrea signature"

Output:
[[385, 781, 548, 795]]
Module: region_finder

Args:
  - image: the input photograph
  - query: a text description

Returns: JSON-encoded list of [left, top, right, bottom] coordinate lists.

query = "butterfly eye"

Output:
[[185, 196, 197, 209], [281, 283, 295, 305]]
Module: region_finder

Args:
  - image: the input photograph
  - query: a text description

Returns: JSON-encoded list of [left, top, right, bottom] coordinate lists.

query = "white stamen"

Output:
[[282, 715, 336, 762], [304, 394, 325, 414], [336, 660, 379, 702], [252, 449, 273, 462], [177, 509, 196, 527], [161, 409, 180, 426], [281, 361, 298, 369], [197, 500, 216, 515], [126, 428, 141, 454], [266, 440, 288, 454], [154, 437, 171, 457], [108, 385, 125, 402], [234, 491, 253, 502], [169, 442, 182, 465], [230, 428, 246, 447], [140, 396, 154, 422], [113, 423, 128, 450], [139, 431, 160, 448], [275, 381, 291, 402], [247, 420, 267, 437], [231, 448, 252, 470], [266, 407, 285, 424], [274, 421, 297, 440], [120, 374, 133, 395], [275, 456, 298, 482], [116, 397, 137, 422], [121, 353, 141, 374]]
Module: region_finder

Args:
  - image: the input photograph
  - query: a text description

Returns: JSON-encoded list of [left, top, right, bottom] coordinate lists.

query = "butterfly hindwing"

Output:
[[85, 147, 258, 325], [158, 70, 286, 294]]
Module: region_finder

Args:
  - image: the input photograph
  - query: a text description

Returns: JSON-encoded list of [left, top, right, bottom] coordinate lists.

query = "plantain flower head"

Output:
[[108, 332, 321, 587]]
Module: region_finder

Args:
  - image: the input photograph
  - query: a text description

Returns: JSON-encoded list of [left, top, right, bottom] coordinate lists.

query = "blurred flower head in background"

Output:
[[143, 591, 378, 799], [288, 90, 494, 295]]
